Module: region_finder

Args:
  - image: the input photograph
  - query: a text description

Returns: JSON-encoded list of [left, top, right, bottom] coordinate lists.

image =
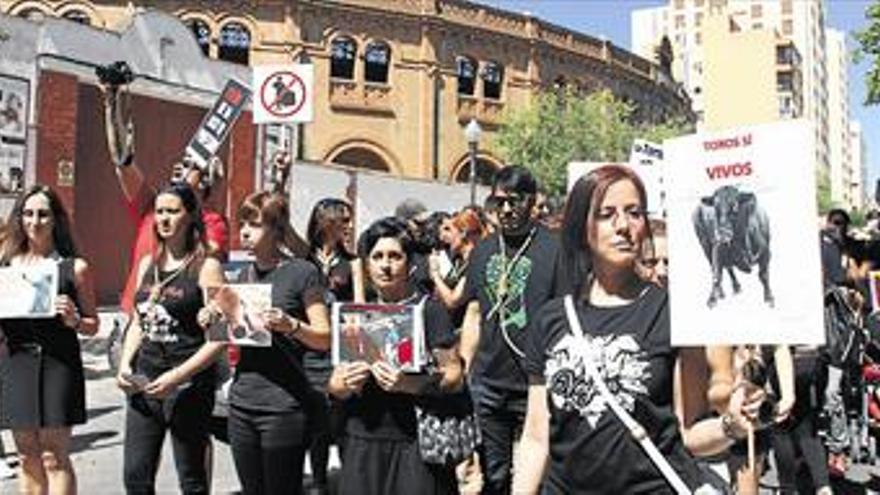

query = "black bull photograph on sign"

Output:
[[693, 185, 774, 308]]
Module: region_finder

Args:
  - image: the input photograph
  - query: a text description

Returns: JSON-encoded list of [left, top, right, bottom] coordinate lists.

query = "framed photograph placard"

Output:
[[0, 262, 58, 318], [331, 301, 426, 373], [205, 284, 272, 347]]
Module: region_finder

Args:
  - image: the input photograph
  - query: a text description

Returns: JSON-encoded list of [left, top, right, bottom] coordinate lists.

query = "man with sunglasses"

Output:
[[460, 165, 559, 495]]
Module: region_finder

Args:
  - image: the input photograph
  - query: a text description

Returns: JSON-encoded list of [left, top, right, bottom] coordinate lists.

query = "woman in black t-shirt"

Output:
[[116, 183, 226, 494], [220, 191, 330, 495], [515, 165, 760, 494], [328, 217, 464, 495], [304, 197, 355, 491], [0, 185, 98, 495]]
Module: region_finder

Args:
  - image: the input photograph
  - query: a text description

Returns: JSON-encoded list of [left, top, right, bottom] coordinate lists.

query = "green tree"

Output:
[[493, 88, 690, 197], [816, 167, 834, 214], [854, 1, 880, 105]]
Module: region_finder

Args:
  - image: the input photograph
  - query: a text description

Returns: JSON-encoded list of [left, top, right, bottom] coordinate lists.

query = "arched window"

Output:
[[457, 56, 477, 96], [330, 37, 357, 80], [332, 147, 390, 172], [218, 22, 250, 65], [186, 19, 211, 56], [453, 158, 497, 186], [17, 8, 47, 22], [482, 61, 504, 100], [364, 41, 391, 84], [61, 9, 91, 25]]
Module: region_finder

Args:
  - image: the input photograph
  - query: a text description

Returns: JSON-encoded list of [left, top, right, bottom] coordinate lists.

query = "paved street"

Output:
[[4, 314, 880, 494]]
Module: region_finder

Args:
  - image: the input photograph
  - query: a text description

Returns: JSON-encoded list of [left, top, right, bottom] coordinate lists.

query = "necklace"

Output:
[[149, 252, 195, 304], [495, 227, 537, 301]]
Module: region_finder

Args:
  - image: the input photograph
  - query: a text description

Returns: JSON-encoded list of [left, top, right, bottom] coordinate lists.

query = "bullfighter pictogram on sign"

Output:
[[253, 65, 314, 124]]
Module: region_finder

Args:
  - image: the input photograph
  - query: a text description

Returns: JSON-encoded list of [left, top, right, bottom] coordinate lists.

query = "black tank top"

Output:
[[134, 261, 210, 382]]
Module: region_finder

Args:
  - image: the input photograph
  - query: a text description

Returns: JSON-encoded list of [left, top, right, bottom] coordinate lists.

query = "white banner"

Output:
[[664, 120, 823, 345], [253, 65, 314, 124]]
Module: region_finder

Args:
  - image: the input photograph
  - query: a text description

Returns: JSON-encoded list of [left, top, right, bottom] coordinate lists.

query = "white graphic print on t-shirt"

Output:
[[137, 301, 180, 343], [546, 333, 650, 427]]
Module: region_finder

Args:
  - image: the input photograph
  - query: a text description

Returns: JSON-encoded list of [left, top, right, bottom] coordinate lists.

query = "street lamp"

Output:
[[464, 118, 482, 205]]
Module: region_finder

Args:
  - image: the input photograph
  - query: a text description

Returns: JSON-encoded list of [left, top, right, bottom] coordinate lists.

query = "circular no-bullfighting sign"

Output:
[[259, 71, 307, 118]]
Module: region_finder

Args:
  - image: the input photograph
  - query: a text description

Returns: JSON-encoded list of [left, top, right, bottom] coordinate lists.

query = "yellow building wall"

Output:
[[703, 15, 778, 131]]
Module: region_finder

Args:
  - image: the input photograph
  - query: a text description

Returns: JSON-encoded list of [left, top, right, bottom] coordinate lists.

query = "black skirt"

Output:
[[338, 435, 458, 495]]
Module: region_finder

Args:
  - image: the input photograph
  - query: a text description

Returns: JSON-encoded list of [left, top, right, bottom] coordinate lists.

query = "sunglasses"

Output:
[[491, 194, 531, 209]]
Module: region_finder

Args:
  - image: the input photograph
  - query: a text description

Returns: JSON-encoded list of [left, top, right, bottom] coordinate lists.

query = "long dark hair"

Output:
[[238, 191, 309, 258], [153, 182, 206, 265], [0, 185, 78, 264], [306, 197, 352, 255], [557, 165, 652, 297]]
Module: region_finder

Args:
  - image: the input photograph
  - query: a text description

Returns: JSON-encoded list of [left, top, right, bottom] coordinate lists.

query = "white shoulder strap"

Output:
[[563, 295, 692, 495]]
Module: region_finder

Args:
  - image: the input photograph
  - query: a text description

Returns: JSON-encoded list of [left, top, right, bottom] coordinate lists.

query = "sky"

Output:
[[482, 0, 879, 195]]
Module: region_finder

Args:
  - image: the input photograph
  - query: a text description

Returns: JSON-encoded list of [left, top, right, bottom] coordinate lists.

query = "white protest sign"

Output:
[[664, 120, 823, 345], [0, 262, 58, 318], [253, 65, 314, 124], [568, 161, 664, 219]]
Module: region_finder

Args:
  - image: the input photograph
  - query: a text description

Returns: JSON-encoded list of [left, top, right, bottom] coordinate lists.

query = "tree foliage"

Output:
[[493, 88, 691, 197], [855, 1, 880, 105]]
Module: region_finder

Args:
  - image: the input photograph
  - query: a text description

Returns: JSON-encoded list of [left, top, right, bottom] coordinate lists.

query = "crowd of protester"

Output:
[[0, 83, 879, 495]]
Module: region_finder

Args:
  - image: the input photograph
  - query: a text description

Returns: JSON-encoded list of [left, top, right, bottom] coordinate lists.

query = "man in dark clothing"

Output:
[[461, 166, 559, 495]]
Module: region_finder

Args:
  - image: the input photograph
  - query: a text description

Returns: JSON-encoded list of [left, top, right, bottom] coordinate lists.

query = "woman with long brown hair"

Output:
[[514, 165, 760, 494], [0, 185, 98, 495], [115, 182, 225, 494]]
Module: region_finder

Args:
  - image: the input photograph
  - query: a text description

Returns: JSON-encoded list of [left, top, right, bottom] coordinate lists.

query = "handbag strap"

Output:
[[563, 295, 692, 495]]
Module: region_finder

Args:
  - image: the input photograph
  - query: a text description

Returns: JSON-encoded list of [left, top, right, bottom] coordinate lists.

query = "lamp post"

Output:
[[464, 118, 482, 205]]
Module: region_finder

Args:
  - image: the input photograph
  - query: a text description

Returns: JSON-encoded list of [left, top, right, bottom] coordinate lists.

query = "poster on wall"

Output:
[[664, 120, 824, 345], [0, 74, 28, 195]]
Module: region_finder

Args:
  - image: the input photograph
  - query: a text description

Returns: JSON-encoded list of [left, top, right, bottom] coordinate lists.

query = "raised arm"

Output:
[[101, 84, 146, 205]]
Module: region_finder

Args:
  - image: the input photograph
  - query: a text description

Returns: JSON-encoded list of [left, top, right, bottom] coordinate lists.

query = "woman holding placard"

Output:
[[328, 217, 465, 495], [115, 182, 225, 494], [0, 185, 98, 495], [515, 165, 764, 494], [219, 191, 330, 495]]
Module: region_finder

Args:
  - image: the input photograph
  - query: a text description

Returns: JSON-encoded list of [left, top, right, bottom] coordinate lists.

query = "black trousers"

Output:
[[772, 353, 830, 493], [228, 403, 308, 495], [123, 386, 214, 495], [474, 385, 527, 495]]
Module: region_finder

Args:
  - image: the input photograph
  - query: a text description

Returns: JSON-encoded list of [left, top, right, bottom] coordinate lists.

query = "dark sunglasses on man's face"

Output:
[[492, 194, 530, 209]]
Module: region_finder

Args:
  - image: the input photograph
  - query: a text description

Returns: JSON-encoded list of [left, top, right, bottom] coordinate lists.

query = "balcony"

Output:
[[329, 79, 394, 116], [456, 95, 505, 125]]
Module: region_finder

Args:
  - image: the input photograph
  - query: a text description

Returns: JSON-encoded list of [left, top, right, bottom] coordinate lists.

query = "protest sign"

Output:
[[331, 301, 427, 372], [205, 284, 272, 347], [0, 262, 58, 318], [184, 78, 251, 169], [664, 120, 824, 345]]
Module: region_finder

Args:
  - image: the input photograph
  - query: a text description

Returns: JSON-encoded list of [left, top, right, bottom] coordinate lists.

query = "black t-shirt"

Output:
[[343, 298, 458, 441], [135, 263, 212, 384], [463, 225, 559, 394], [525, 284, 706, 494], [821, 231, 847, 288], [230, 259, 326, 412]]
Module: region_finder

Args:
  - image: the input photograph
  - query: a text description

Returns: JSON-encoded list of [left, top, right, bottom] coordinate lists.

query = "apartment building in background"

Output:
[[631, 0, 865, 211]]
